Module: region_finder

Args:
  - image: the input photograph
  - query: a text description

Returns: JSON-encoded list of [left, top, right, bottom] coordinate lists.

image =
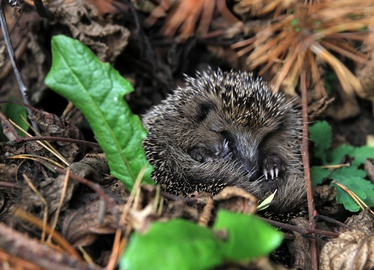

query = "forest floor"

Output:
[[0, 1, 374, 269]]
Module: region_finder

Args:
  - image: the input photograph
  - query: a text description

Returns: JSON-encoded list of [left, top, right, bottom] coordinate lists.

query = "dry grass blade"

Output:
[[332, 181, 374, 216], [47, 168, 70, 243], [12, 117, 70, 166], [23, 173, 49, 242], [9, 154, 65, 170], [13, 208, 81, 259]]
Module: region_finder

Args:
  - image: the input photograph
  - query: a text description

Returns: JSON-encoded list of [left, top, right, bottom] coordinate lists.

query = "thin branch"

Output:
[[32, 0, 53, 19], [300, 66, 318, 270], [0, 1, 39, 131], [261, 217, 340, 238]]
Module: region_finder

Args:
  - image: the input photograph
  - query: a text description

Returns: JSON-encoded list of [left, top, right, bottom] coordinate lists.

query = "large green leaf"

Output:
[[45, 35, 153, 190], [121, 211, 283, 270], [121, 219, 223, 270], [214, 210, 283, 261]]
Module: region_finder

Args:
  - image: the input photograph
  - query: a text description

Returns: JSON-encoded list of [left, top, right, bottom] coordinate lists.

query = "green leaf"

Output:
[[309, 121, 332, 163], [350, 146, 374, 167], [1, 98, 29, 140], [120, 219, 223, 270], [331, 166, 367, 180], [45, 35, 153, 190], [311, 166, 331, 186], [214, 210, 283, 261], [329, 144, 374, 167], [329, 144, 354, 165], [331, 167, 374, 211]]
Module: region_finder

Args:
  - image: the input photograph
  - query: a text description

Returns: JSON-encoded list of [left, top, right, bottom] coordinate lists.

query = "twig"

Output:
[[261, 217, 340, 238], [0, 1, 39, 132], [313, 214, 350, 229], [0, 181, 18, 189], [300, 66, 318, 269], [32, 0, 53, 19]]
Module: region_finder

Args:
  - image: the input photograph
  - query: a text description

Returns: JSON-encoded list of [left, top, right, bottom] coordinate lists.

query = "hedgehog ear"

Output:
[[196, 102, 213, 122]]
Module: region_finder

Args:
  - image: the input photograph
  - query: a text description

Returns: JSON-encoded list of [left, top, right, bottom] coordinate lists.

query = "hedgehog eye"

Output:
[[196, 102, 213, 122]]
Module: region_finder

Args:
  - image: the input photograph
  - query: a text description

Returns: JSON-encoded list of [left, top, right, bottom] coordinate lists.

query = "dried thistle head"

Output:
[[232, 0, 373, 97], [234, 0, 297, 17], [144, 0, 239, 40]]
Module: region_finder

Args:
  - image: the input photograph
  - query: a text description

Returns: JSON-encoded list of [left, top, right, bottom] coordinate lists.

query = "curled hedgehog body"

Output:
[[143, 69, 305, 212]]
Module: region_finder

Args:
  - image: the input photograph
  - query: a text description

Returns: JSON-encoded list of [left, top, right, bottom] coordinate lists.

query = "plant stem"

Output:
[[300, 67, 319, 270]]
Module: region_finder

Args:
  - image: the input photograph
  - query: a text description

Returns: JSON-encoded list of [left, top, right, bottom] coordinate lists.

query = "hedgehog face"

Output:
[[185, 97, 287, 184]]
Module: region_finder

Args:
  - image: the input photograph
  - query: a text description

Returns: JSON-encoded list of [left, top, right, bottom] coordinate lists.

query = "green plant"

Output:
[[0, 98, 28, 141], [310, 120, 374, 212], [45, 35, 153, 191], [121, 210, 283, 270]]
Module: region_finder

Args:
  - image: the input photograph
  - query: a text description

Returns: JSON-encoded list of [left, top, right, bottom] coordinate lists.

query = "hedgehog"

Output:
[[142, 68, 306, 212]]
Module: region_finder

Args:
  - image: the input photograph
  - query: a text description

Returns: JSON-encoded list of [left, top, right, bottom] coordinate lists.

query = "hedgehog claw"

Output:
[[270, 169, 275, 179], [262, 154, 284, 180], [264, 169, 268, 180], [216, 138, 232, 161]]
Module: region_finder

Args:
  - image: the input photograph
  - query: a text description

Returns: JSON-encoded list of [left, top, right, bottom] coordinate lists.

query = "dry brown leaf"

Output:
[[62, 200, 123, 247], [46, 0, 130, 62], [320, 211, 374, 270], [213, 186, 258, 214], [320, 230, 374, 270]]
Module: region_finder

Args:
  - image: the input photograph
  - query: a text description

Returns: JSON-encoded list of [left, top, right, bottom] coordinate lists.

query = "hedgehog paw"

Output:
[[188, 147, 214, 163], [262, 154, 284, 180], [215, 138, 233, 161]]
